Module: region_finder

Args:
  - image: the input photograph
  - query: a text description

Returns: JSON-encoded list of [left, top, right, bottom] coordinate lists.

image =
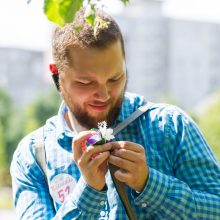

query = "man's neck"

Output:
[[64, 111, 87, 134]]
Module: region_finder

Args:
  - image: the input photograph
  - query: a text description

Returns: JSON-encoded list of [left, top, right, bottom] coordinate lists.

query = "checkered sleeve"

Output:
[[133, 107, 220, 219], [11, 136, 108, 220], [55, 177, 107, 219], [10, 138, 56, 219]]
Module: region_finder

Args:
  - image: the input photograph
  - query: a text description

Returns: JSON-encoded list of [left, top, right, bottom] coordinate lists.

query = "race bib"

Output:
[[49, 173, 76, 204]]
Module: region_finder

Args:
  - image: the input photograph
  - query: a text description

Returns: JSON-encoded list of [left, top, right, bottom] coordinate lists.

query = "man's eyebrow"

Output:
[[74, 75, 96, 81], [76, 76, 93, 80], [75, 71, 124, 80]]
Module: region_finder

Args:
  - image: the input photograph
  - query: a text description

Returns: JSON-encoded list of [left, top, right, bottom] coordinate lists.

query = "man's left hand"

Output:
[[107, 141, 149, 192]]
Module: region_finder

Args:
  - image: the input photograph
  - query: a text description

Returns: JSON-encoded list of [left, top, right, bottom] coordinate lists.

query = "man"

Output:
[[11, 9, 220, 220]]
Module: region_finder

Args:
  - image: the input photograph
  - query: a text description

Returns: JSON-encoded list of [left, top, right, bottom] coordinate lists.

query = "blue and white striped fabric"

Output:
[[11, 92, 220, 219]]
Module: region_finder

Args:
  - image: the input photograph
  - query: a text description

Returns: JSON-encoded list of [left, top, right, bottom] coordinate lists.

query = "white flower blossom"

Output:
[[98, 121, 115, 141]]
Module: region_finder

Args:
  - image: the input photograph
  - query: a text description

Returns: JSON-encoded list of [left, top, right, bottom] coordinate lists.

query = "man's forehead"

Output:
[[66, 60, 126, 78], [66, 43, 126, 75]]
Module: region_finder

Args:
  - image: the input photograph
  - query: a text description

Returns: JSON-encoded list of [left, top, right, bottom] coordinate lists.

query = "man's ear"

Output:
[[49, 64, 59, 75], [49, 64, 60, 91]]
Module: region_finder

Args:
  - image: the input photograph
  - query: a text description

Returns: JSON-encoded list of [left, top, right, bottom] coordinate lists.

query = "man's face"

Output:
[[60, 40, 127, 129]]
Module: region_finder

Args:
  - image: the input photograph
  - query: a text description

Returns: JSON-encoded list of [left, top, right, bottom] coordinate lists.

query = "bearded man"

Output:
[[11, 8, 220, 220]]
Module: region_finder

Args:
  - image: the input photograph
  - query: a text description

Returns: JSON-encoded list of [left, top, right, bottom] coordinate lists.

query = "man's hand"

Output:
[[108, 141, 149, 192], [72, 131, 112, 191]]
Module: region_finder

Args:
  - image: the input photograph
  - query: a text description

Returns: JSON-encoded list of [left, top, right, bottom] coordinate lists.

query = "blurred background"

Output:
[[0, 0, 220, 217]]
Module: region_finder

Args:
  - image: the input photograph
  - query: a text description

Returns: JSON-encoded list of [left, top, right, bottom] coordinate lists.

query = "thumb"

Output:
[[72, 130, 96, 161]]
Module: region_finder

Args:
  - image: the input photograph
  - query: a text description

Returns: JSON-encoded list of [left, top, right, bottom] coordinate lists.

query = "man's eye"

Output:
[[76, 81, 92, 85], [110, 75, 122, 82]]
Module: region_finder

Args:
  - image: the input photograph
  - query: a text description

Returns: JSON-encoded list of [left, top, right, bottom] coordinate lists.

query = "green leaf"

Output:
[[44, 0, 83, 27], [43, 0, 129, 28], [121, 0, 129, 5], [85, 4, 96, 26], [93, 15, 110, 38], [59, 0, 83, 24], [44, 0, 64, 27]]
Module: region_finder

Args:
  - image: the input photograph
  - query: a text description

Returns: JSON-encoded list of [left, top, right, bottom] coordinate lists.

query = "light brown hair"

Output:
[[52, 8, 125, 71]]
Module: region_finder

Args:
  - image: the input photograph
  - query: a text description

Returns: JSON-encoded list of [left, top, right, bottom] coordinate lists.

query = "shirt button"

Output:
[[100, 211, 105, 217], [100, 201, 105, 206], [142, 203, 147, 208]]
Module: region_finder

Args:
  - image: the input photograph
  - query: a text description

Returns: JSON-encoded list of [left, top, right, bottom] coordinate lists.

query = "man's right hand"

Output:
[[72, 131, 112, 191]]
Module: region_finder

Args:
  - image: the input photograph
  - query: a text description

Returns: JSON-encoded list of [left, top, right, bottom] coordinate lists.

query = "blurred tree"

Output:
[[196, 92, 220, 161], [0, 88, 12, 128], [24, 88, 61, 134], [6, 111, 26, 167], [0, 123, 6, 167], [0, 88, 12, 186], [0, 122, 8, 186], [0, 87, 61, 186]]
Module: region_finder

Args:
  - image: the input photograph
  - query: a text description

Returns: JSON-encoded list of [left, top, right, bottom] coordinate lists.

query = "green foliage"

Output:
[[0, 87, 61, 186], [0, 89, 13, 186], [0, 123, 7, 168], [59, 0, 83, 23], [85, 3, 96, 26], [93, 15, 110, 38], [196, 92, 220, 161], [44, 0, 83, 27], [0, 89, 10, 183], [0, 88, 12, 128], [24, 89, 61, 134], [121, 0, 129, 4], [42, 0, 130, 28], [6, 112, 25, 165]]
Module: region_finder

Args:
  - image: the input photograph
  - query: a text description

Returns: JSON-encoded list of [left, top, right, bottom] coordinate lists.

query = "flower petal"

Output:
[[87, 133, 102, 145]]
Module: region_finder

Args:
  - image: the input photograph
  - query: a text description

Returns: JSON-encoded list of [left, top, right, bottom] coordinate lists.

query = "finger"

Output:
[[82, 144, 112, 162], [108, 141, 144, 153], [108, 154, 135, 172], [114, 169, 133, 183], [72, 131, 96, 161], [90, 151, 110, 168], [111, 148, 140, 163]]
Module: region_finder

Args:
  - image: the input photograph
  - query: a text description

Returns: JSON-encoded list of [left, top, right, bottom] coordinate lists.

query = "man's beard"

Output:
[[70, 96, 124, 129], [61, 84, 127, 129]]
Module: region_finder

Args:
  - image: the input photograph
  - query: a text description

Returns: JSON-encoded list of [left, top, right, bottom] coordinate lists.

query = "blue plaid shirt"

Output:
[[11, 92, 220, 219]]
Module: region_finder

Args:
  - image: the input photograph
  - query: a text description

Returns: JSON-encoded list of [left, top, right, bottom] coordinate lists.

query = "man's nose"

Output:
[[94, 84, 110, 102]]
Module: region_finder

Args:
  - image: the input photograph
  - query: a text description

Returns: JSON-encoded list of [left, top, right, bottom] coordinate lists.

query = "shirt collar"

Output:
[[114, 96, 129, 124], [56, 101, 76, 152], [56, 92, 146, 151], [114, 92, 147, 125]]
